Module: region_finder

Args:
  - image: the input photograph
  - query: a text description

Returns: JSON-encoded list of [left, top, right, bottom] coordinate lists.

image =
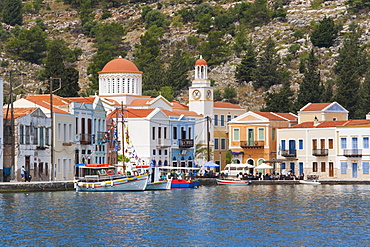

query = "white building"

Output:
[[3, 108, 51, 181]]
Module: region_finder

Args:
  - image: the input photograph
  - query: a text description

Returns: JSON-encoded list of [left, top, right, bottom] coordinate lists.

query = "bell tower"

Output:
[[189, 56, 214, 157]]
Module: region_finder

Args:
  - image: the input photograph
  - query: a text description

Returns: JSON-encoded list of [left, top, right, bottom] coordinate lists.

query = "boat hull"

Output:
[[171, 179, 200, 188], [146, 179, 172, 190], [216, 179, 251, 185], [75, 174, 148, 192], [299, 180, 321, 185]]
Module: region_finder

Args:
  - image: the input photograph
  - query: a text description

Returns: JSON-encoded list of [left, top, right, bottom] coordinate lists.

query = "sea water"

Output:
[[1, 184, 370, 246]]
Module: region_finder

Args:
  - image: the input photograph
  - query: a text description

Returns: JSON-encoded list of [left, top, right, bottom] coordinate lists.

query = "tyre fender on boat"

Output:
[[106, 169, 114, 176]]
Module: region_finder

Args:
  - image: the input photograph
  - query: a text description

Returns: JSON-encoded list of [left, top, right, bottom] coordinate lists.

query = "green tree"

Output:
[[87, 22, 126, 90], [333, 23, 367, 118], [2, 0, 23, 26], [233, 26, 249, 56], [235, 40, 257, 84], [133, 25, 165, 72], [213, 89, 223, 101], [5, 25, 47, 63], [159, 86, 174, 102], [311, 16, 340, 48], [248, 0, 271, 27], [296, 49, 323, 109], [223, 85, 237, 103], [253, 37, 285, 89], [355, 70, 370, 118], [43, 39, 80, 97], [194, 3, 214, 21], [144, 10, 170, 29], [163, 49, 192, 92], [261, 80, 294, 112], [196, 14, 213, 33], [198, 30, 230, 66]]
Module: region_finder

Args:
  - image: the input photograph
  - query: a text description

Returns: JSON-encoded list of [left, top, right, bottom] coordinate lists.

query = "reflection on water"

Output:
[[1, 185, 370, 246]]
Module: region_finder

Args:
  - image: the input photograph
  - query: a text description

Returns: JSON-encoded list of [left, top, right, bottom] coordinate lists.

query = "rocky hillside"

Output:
[[2, 0, 368, 110]]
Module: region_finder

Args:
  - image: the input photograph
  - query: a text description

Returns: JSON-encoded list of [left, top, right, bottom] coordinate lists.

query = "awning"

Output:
[[264, 159, 298, 163]]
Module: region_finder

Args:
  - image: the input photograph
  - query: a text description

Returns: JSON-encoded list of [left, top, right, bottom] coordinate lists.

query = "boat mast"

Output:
[[207, 116, 210, 162], [121, 102, 125, 173]]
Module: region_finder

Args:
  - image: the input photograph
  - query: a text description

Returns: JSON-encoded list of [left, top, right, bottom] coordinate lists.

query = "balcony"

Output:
[[79, 133, 92, 145], [157, 138, 171, 148], [36, 145, 48, 150], [312, 149, 328, 156], [179, 139, 194, 148], [240, 141, 264, 148], [96, 131, 108, 144], [281, 149, 296, 157], [344, 149, 362, 157]]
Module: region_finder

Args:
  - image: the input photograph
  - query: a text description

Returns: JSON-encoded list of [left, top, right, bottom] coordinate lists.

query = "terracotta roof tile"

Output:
[[171, 101, 189, 110], [67, 97, 95, 104], [108, 108, 156, 119], [273, 112, 298, 121], [214, 102, 244, 109], [301, 103, 331, 111], [130, 98, 153, 105], [25, 95, 71, 105], [3, 107, 37, 119]]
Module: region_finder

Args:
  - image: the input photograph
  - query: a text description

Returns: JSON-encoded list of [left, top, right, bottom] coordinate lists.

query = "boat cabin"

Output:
[[221, 164, 252, 177], [75, 164, 117, 181]]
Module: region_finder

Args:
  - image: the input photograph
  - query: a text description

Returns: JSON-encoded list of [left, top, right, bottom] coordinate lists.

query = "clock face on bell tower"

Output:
[[192, 89, 201, 100], [206, 89, 212, 100]]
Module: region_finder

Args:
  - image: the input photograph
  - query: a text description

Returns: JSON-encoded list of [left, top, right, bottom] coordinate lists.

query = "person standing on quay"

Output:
[[21, 166, 25, 181]]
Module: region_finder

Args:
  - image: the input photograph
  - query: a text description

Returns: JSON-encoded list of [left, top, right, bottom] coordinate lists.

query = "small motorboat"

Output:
[[216, 179, 251, 185], [299, 180, 321, 185]]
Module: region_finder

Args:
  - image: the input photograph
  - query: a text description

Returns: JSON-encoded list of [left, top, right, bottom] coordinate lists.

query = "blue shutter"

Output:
[[341, 162, 347, 174], [363, 162, 369, 174]]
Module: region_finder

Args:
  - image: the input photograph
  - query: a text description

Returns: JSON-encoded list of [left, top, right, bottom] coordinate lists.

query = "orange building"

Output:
[[228, 111, 297, 171]]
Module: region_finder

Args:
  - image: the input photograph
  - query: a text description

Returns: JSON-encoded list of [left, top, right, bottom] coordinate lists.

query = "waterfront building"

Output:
[[67, 97, 107, 166], [277, 119, 370, 180], [106, 107, 199, 170], [213, 102, 246, 171], [13, 95, 76, 180], [276, 102, 370, 180], [3, 108, 51, 181], [228, 111, 298, 173]]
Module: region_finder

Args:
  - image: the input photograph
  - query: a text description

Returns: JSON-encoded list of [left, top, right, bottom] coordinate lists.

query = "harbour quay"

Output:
[[2, 179, 370, 192], [0, 181, 75, 192]]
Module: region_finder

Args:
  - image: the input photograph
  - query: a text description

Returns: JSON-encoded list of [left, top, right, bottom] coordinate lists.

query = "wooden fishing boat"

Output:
[[74, 164, 148, 192], [216, 179, 251, 185], [171, 178, 200, 188], [156, 166, 201, 189], [299, 180, 321, 185]]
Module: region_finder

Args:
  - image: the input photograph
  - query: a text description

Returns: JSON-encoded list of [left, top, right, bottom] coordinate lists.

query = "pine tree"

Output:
[[87, 22, 126, 90], [2, 0, 23, 26], [235, 40, 257, 84], [296, 49, 323, 109], [355, 70, 370, 118], [253, 37, 284, 89], [198, 30, 230, 66], [261, 80, 294, 112], [163, 49, 192, 92], [334, 23, 367, 119], [44, 39, 80, 97], [311, 16, 340, 48]]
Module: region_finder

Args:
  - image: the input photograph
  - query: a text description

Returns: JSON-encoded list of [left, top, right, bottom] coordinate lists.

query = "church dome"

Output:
[[99, 57, 141, 74], [195, 58, 207, 66]]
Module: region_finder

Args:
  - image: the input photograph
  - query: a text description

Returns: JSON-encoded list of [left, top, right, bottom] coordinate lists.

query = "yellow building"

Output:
[[228, 111, 297, 172], [213, 102, 246, 170]]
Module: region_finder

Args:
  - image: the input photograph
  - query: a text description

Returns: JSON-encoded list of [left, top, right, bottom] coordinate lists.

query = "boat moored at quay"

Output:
[[74, 164, 148, 192]]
